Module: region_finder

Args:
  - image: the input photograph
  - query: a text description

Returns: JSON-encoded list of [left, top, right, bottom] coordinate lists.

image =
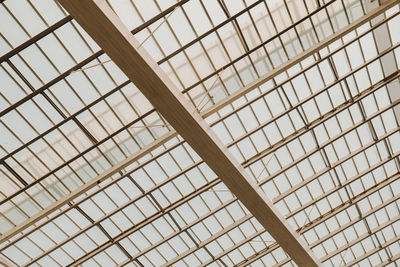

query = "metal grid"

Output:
[[0, 0, 376, 236], [1, 0, 400, 266], [0, 134, 286, 266], [204, 2, 400, 266]]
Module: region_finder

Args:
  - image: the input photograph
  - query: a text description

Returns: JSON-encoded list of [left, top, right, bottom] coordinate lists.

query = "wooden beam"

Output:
[[56, 0, 320, 266], [1, 0, 396, 248]]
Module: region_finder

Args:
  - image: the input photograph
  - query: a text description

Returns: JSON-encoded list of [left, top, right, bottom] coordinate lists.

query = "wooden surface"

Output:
[[57, 0, 321, 266]]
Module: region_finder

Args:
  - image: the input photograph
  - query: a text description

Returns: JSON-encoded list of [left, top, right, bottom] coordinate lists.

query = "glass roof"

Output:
[[1, 0, 400, 266]]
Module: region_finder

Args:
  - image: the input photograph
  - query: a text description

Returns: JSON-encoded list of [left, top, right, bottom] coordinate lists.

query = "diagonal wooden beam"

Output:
[[56, 0, 320, 266], [1, 0, 396, 249]]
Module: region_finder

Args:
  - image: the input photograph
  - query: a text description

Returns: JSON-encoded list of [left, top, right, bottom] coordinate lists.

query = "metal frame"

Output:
[[1, 0, 400, 266], [55, 1, 320, 266], [1, 0, 395, 244]]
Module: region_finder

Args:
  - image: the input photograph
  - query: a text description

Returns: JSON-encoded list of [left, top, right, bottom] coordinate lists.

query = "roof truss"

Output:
[[55, 0, 319, 266], [1, 0, 400, 266]]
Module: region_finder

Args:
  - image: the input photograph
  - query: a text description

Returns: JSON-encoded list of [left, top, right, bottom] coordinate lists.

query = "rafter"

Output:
[[371, 0, 400, 123], [55, 0, 320, 266], [0, 1, 396, 252], [201, 0, 400, 118], [299, 171, 400, 236], [1, 0, 397, 251], [235, 171, 400, 265], [1, 0, 400, 266], [0, 131, 176, 244]]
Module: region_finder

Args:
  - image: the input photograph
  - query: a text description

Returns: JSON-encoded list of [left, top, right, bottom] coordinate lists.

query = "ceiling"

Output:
[[1, 0, 400, 266]]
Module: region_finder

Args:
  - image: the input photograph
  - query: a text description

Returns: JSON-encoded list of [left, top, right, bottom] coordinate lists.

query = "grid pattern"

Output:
[[1, 0, 400, 266]]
